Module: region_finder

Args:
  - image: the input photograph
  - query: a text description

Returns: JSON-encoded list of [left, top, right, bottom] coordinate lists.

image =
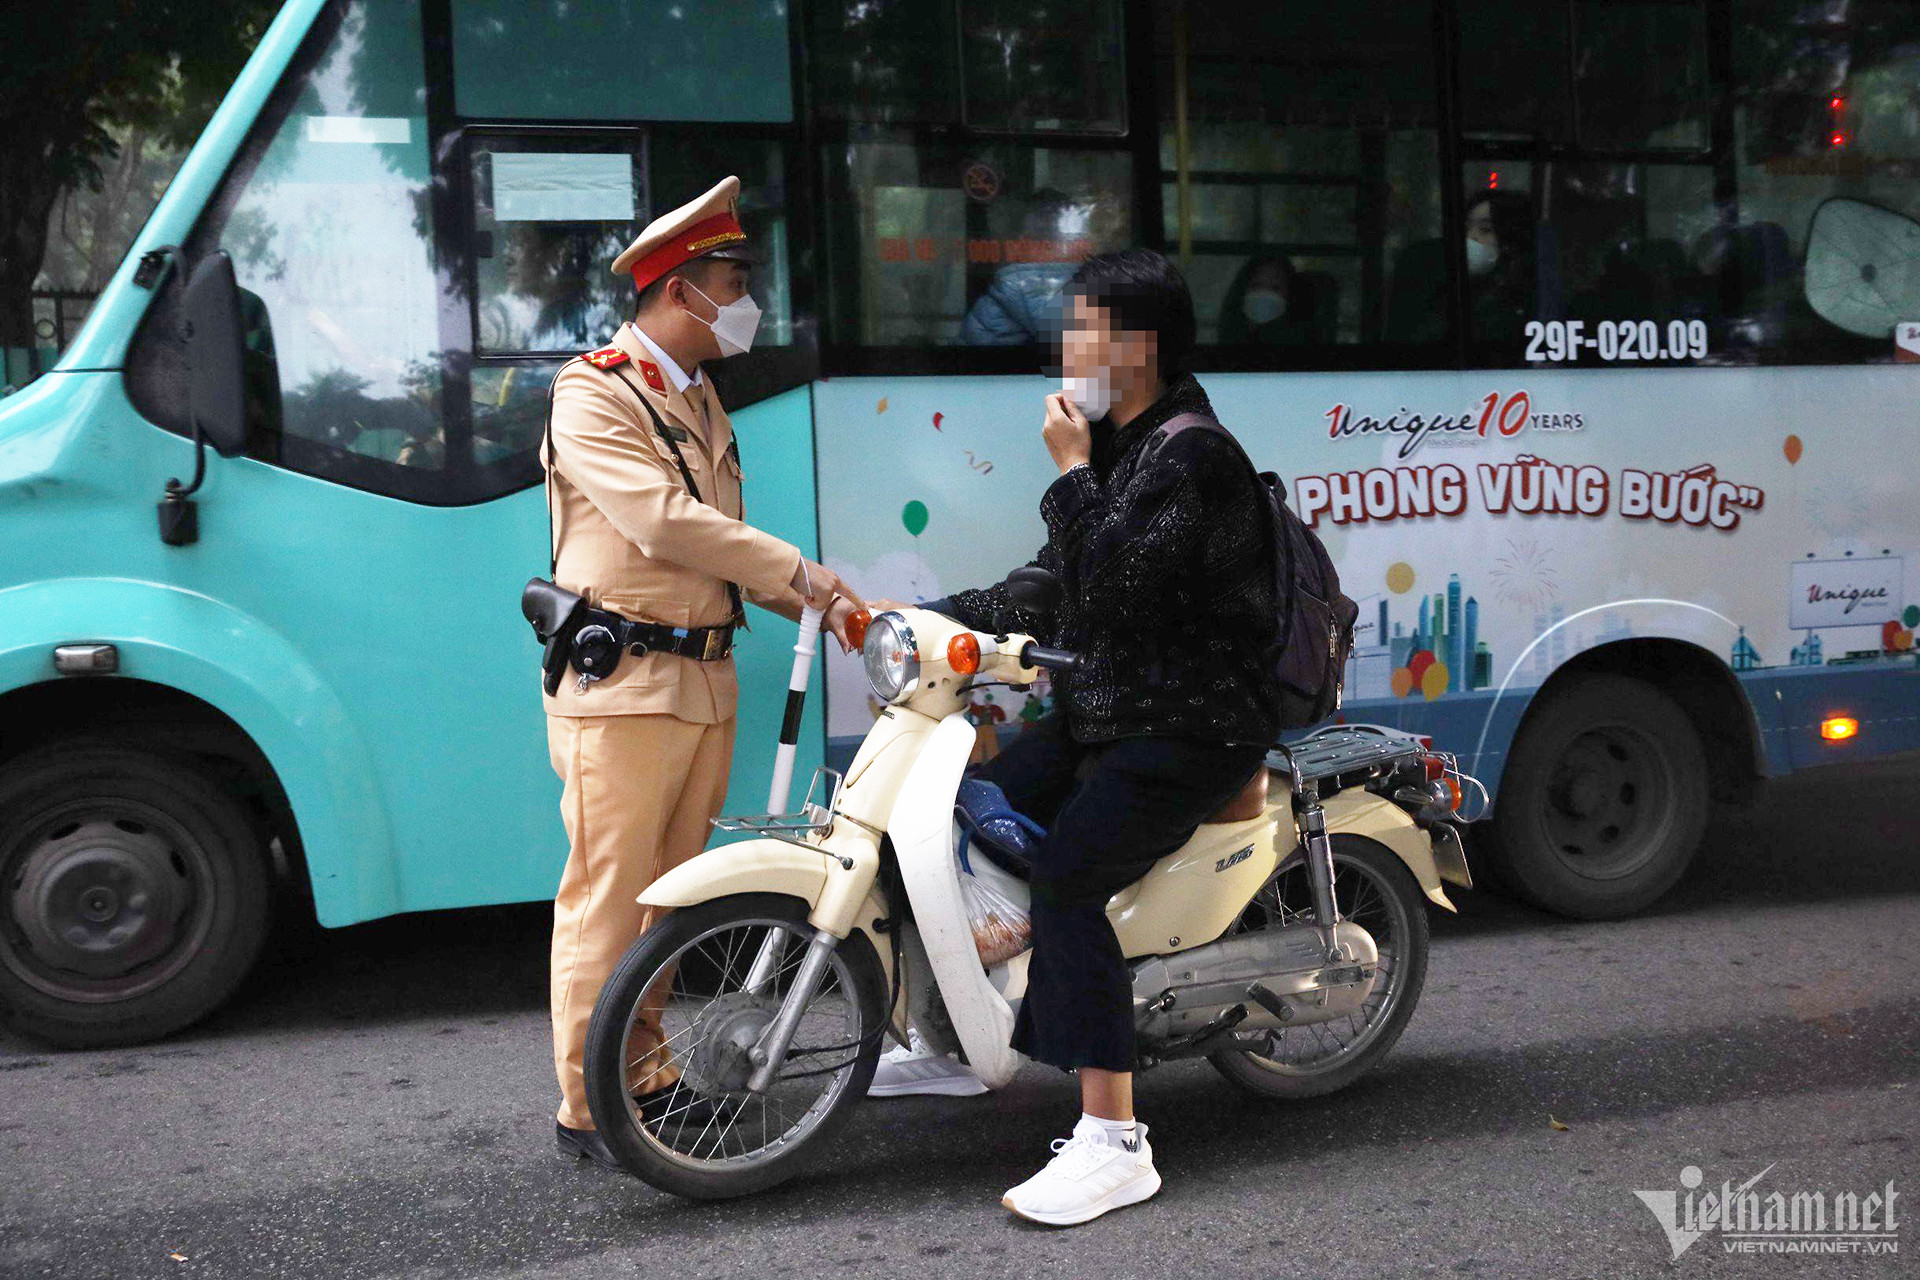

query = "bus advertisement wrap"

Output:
[[815, 365, 1920, 784]]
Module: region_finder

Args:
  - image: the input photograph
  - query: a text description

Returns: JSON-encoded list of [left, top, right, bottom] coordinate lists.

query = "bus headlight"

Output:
[[862, 612, 920, 704]]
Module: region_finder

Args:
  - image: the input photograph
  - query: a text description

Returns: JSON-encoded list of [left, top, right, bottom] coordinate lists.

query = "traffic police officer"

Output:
[[540, 176, 861, 1167]]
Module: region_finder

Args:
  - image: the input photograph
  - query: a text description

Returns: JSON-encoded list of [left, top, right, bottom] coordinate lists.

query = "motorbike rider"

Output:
[[873, 248, 1284, 1225]]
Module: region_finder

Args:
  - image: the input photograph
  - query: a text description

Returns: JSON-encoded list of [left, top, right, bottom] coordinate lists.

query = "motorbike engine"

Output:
[[1130, 919, 1379, 1047]]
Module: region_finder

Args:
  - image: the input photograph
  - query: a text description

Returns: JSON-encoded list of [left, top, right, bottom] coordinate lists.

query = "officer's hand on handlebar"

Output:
[[790, 558, 864, 612]]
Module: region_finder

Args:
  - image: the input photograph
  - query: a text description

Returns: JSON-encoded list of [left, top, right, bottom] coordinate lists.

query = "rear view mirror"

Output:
[[1004, 566, 1065, 617], [180, 251, 250, 458]]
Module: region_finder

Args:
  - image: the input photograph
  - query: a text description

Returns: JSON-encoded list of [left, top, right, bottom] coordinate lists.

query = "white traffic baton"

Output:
[[765, 604, 824, 814]]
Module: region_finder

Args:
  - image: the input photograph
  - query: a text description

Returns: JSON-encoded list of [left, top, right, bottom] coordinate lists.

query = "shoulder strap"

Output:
[[1153, 409, 1294, 609], [601, 362, 747, 627], [1155, 410, 1287, 503], [608, 363, 704, 501], [542, 357, 585, 578]]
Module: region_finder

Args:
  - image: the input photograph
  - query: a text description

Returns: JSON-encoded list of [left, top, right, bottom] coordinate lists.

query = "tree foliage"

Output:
[[0, 0, 278, 347]]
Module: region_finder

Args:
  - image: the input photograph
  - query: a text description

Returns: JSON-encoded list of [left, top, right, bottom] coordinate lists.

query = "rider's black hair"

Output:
[[1065, 248, 1197, 379]]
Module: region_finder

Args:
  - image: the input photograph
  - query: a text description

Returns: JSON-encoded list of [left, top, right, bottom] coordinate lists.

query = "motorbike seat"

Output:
[[954, 778, 1041, 881], [1204, 767, 1270, 823]]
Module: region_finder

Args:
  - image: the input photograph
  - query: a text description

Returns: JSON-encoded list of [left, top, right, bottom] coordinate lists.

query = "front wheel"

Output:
[[583, 893, 887, 1200], [0, 742, 272, 1048], [1209, 834, 1430, 1100]]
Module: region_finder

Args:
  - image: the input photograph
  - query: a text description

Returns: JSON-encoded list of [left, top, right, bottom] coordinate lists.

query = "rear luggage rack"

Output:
[[1268, 723, 1428, 788]]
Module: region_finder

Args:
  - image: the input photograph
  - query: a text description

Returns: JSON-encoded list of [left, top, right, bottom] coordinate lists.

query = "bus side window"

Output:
[[1733, 4, 1920, 363], [127, 0, 453, 500], [1155, 1, 1447, 356]]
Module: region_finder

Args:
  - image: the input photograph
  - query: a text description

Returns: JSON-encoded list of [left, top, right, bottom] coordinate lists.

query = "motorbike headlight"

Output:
[[862, 612, 920, 704]]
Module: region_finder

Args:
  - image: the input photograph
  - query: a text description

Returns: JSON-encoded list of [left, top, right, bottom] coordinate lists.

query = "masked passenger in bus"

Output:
[[1217, 254, 1322, 345], [1386, 188, 1536, 349]]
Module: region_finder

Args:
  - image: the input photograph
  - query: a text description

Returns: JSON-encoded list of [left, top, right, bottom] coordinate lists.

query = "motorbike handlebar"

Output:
[[1019, 642, 1082, 674]]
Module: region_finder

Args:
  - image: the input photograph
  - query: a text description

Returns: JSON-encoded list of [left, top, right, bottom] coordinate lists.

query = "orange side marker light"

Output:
[[1820, 715, 1858, 742], [947, 632, 981, 675], [845, 609, 871, 651]]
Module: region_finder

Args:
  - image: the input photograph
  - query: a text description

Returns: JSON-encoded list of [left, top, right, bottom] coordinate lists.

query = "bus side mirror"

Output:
[[159, 252, 251, 546], [180, 251, 249, 459]]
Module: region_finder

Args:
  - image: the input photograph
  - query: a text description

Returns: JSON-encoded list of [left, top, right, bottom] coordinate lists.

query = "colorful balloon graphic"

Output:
[[1406, 649, 1436, 685], [1883, 619, 1913, 653], [1905, 605, 1919, 629], [1390, 667, 1414, 698], [1420, 661, 1450, 701], [1784, 434, 1803, 465], [902, 500, 929, 537], [1386, 562, 1416, 594]]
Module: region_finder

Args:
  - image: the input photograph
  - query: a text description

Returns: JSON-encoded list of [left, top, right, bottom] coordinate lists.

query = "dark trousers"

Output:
[[972, 712, 1268, 1072]]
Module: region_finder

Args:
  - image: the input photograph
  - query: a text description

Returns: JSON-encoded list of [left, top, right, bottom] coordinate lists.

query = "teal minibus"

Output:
[[3, 0, 1916, 1046]]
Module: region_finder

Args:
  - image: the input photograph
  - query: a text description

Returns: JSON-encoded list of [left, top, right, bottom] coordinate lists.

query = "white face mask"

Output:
[[682, 278, 762, 356], [1465, 236, 1500, 276], [1062, 372, 1115, 420], [1242, 288, 1286, 325]]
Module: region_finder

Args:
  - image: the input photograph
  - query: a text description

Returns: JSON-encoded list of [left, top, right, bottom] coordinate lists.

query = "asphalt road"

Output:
[[4, 754, 1917, 1280]]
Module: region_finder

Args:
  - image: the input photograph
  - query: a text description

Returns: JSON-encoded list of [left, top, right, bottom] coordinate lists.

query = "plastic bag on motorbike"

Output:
[[953, 780, 1040, 966], [955, 833, 1033, 966]]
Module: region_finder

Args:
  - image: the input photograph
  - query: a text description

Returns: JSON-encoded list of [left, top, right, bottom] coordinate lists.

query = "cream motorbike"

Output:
[[582, 570, 1478, 1199]]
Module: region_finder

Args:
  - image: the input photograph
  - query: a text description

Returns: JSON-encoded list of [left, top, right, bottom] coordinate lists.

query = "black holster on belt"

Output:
[[522, 576, 588, 696]]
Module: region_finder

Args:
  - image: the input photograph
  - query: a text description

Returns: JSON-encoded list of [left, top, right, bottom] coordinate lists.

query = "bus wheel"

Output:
[[1489, 675, 1708, 920], [0, 742, 271, 1048]]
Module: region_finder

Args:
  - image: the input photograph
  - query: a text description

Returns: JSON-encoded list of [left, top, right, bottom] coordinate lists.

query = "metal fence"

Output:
[[3, 289, 98, 395]]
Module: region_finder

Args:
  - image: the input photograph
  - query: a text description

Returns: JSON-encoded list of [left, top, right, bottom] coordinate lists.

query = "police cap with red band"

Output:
[[611, 174, 758, 291]]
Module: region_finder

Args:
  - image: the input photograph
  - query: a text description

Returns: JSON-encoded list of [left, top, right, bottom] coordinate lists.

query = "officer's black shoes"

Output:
[[555, 1121, 624, 1173], [632, 1080, 735, 1131]]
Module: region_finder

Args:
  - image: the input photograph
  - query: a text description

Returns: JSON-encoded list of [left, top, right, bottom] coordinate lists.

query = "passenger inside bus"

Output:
[[1385, 188, 1538, 350], [1216, 254, 1333, 345], [961, 190, 1085, 347]]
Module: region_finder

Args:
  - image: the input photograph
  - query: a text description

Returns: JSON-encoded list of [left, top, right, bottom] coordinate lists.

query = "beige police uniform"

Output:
[[541, 178, 804, 1132]]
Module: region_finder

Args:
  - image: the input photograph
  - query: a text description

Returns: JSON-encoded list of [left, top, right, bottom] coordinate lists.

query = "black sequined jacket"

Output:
[[932, 373, 1282, 746]]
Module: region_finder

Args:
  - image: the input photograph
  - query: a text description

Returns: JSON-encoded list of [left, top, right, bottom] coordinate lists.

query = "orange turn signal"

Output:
[[1820, 715, 1859, 742], [845, 609, 871, 651], [1441, 775, 1463, 811], [946, 632, 981, 675]]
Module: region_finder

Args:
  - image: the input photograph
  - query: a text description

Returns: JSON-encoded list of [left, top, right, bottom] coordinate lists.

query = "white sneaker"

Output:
[[867, 1030, 989, 1097], [1001, 1116, 1161, 1226]]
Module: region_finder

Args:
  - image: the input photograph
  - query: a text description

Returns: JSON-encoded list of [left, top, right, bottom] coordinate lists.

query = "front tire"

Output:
[[584, 893, 887, 1200], [0, 742, 272, 1048], [1488, 675, 1708, 919], [1209, 835, 1430, 1100]]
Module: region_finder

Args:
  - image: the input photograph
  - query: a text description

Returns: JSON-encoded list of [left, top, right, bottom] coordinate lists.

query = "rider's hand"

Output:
[[869, 598, 913, 613], [1042, 392, 1092, 474], [790, 558, 865, 612], [823, 596, 861, 654]]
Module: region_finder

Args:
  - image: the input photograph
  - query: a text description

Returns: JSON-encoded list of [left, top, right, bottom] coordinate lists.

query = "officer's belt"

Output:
[[579, 603, 735, 661]]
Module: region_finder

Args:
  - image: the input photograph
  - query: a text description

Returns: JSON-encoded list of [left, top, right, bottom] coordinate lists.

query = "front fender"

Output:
[[638, 838, 896, 990], [1320, 789, 1461, 912], [890, 713, 1024, 1089], [0, 576, 398, 925], [640, 839, 834, 909]]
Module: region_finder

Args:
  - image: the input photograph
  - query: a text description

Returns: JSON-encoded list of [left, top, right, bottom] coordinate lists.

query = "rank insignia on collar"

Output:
[[637, 360, 667, 393], [582, 345, 629, 369]]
